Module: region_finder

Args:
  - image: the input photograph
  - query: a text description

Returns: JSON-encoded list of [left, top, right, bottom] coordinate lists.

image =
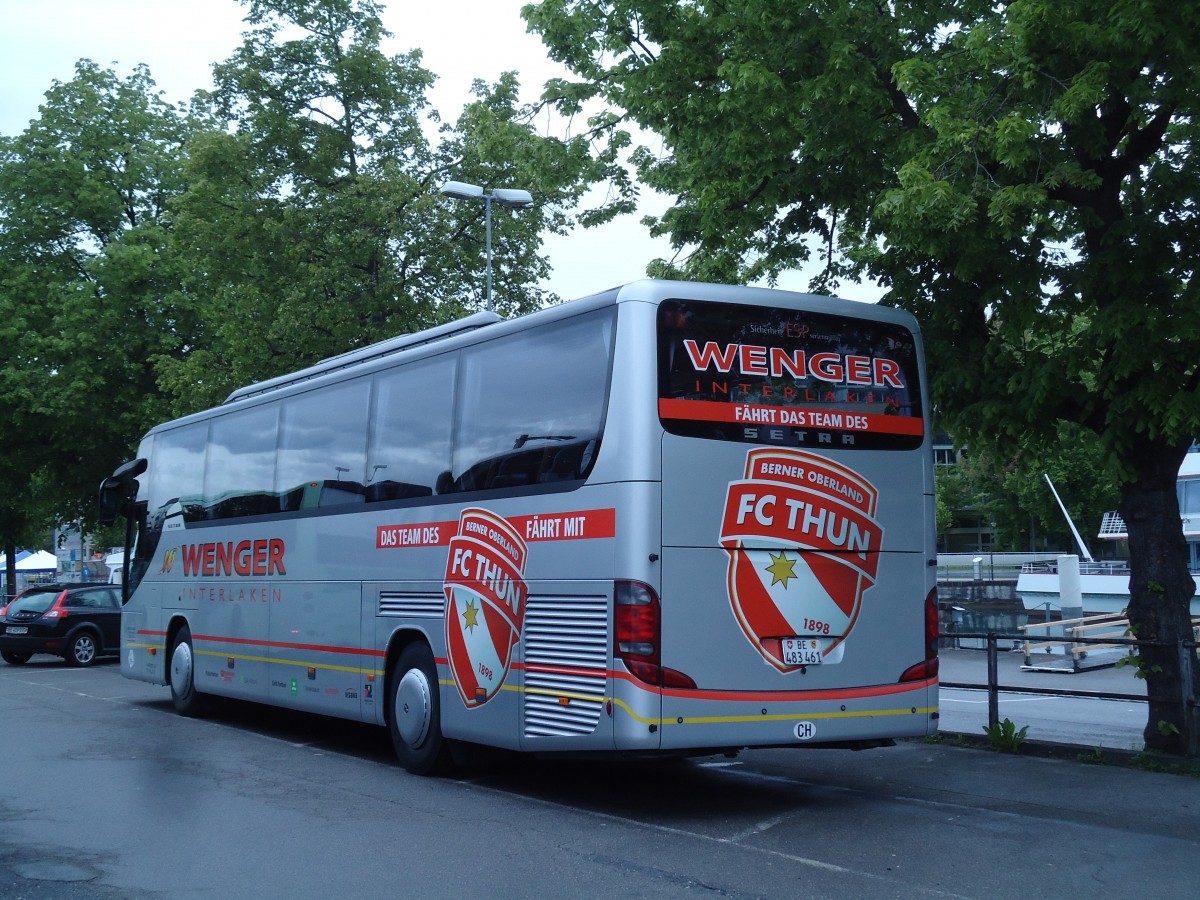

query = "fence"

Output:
[[937, 552, 1035, 582], [941, 630, 1199, 738]]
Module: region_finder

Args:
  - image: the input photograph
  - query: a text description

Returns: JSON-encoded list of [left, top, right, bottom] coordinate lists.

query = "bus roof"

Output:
[[224, 310, 504, 404], [146, 279, 915, 437]]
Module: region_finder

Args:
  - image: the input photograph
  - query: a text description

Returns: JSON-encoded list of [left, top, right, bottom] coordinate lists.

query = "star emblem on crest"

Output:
[[462, 598, 480, 633], [765, 550, 798, 587]]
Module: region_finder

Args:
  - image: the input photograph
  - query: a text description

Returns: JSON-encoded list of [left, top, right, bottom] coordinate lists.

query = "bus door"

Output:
[[122, 583, 160, 681]]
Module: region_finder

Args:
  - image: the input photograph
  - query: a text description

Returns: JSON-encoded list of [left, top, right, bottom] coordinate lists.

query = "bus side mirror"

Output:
[[98, 458, 148, 526], [98, 477, 125, 527]]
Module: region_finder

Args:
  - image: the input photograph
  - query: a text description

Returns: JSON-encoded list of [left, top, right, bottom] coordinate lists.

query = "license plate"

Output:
[[781, 637, 822, 665], [6, 626, 28, 635]]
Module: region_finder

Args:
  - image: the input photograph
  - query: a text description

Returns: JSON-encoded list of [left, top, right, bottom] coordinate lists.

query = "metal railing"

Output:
[[936, 552, 1034, 582], [1017, 558, 1132, 575], [940, 630, 1199, 733]]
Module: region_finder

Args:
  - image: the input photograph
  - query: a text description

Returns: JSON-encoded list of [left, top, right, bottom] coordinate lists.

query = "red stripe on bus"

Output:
[[141, 634, 936, 701], [516, 661, 608, 679], [612, 668, 936, 701], [522, 661, 935, 702], [191, 633, 387, 658], [377, 508, 617, 549], [658, 398, 924, 436], [509, 508, 616, 542]]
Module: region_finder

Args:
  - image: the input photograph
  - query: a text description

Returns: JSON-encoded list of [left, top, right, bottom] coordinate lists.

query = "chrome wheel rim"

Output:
[[74, 636, 95, 663], [171, 641, 193, 695], [395, 668, 431, 747]]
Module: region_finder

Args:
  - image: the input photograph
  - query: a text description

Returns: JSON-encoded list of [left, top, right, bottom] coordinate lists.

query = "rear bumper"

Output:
[[622, 676, 939, 750], [0, 633, 64, 655]]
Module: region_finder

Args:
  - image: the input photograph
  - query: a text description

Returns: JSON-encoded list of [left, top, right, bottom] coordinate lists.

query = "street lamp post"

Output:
[[439, 180, 534, 312]]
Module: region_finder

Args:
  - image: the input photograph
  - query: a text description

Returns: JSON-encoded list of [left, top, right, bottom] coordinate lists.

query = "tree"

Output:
[[158, 0, 615, 409], [0, 244, 54, 597], [0, 463, 56, 601], [0, 61, 203, 555], [0, 0, 621, 561], [526, 0, 1200, 753], [937, 425, 1119, 553], [1001, 425, 1121, 555]]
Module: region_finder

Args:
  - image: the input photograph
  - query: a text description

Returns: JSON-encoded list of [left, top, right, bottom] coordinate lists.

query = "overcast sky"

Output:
[[0, 0, 878, 302]]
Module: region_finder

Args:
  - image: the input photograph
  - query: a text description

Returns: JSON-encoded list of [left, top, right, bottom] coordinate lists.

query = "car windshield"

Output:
[[9, 590, 61, 614]]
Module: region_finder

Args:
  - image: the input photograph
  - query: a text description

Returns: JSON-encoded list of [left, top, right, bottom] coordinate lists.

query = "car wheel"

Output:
[[67, 631, 99, 667], [388, 642, 451, 775], [2, 651, 32, 665], [169, 624, 207, 717]]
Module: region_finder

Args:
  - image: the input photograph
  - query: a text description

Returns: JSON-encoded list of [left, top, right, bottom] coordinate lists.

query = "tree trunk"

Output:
[[1119, 439, 1200, 756], [4, 540, 15, 602]]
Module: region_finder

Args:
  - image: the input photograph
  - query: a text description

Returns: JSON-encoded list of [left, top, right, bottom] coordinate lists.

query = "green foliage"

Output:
[[933, 482, 954, 539], [158, 0, 614, 408], [982, 718, 1030, 753], [527, 0, 1200, 754], [0, 0, 615, 551], [1129, 753, 1200, 778], [0, 61, 204, 537], [935, 423, 1118, 551], [526, 0, 1200, 458], [1115, 653, 1148, 681], [1156, 720, 1181, 738]]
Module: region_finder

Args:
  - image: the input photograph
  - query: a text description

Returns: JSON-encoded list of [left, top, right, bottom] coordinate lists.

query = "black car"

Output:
[[0, 583, 122, 667]]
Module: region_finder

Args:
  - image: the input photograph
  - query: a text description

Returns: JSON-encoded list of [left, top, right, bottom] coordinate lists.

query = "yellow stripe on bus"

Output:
[[176, 664, 936, 727], [607, 695, 938, 727], [194, 648, 383, 677]]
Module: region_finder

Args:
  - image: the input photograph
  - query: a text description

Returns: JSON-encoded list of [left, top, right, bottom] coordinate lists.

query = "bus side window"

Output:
[[366, 355, 455, 503], [206, 405, 279, 520], [276, 379, 370, 510], [541, 443, 586, 482], [452, 310, 614, 491], [363, 481, 433, 502], [148, 425, 208, 523]]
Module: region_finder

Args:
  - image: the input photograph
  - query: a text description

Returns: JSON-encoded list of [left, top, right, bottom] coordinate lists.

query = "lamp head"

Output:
[[439, 180, 484, 201], [492, 188, 535, 209]]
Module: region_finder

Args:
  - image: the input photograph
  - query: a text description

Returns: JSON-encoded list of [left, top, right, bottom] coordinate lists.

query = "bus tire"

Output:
[[388, 642, 450, 775], [169, 624, 207, 717]]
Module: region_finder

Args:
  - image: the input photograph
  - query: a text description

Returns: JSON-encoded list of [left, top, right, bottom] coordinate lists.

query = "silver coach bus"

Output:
[[100, 280, 938, 774]]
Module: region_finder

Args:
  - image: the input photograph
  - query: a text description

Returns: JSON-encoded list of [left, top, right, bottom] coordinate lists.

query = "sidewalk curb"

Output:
[[915, 732, 1200, 777]]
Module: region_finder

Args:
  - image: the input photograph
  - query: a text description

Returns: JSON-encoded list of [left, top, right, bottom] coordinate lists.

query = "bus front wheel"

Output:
[[388, 643, 450, 775], [169, 624, 207, 717]]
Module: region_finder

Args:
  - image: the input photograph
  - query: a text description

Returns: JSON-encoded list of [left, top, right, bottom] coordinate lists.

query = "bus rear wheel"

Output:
[[388, 642, 450, 775], [169, 624, 207, 717]]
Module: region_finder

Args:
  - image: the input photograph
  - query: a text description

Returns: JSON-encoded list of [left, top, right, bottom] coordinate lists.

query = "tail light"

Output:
[[41, 590, 70, 620], [899, 586, 939, 682], [614, 581, 696, 689]]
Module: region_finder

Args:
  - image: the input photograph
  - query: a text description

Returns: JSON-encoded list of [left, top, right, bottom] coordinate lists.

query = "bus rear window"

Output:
[[658, 298, 923, 450]]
